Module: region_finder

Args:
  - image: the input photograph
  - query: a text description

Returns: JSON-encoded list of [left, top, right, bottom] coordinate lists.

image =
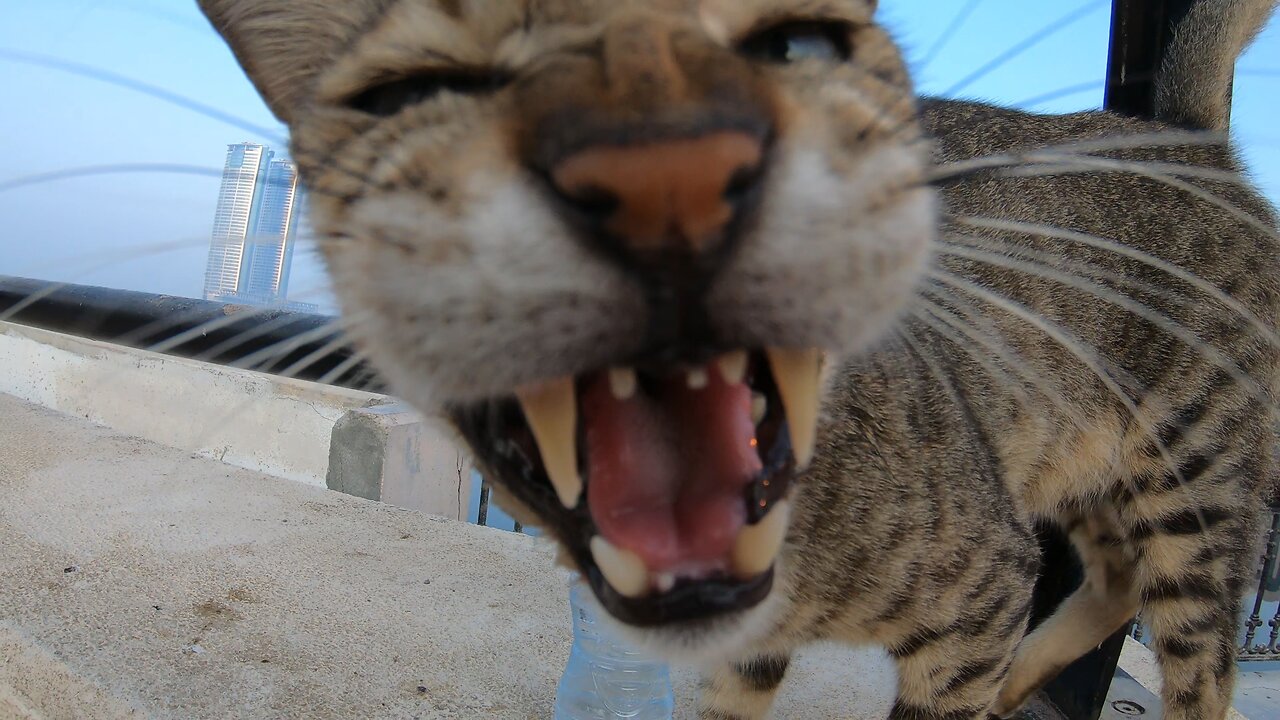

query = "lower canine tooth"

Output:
[[516, 378, 582, 509], [590, 536, 649, 599], [751, 393, 768, 424], [765, 348, 822, 469], [732, 500, 791, 580], [654, 572, 676, 594]]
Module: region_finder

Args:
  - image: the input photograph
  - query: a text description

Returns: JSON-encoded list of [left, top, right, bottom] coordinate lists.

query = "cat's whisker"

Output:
[[1052, 156, 1279, 241], [314, 351, 376, 389], [275, 333, 364, 383], [0, 164, 224, 193], [931, 147, 1237, 188], [1012, 81, 1107, 110], [942, 0, 1110, 96], [933, 242, 1275, 409], [927, 268, 1212, 533], [982, 154, 1253, 186], [224, 316, 356, 376], [946, 214, 1280, 352], [0, 47, 286, 143], [909, 294, 1076, 421], [901, 308, 1040, 416], [939, 230, 1184, 306], [917, 0, 982, 71]]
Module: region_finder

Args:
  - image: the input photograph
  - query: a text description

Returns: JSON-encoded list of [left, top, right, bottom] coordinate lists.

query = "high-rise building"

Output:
[[203, 142, 269, 301], [202, 143, 305, 307], [241, 158, 302, 304]]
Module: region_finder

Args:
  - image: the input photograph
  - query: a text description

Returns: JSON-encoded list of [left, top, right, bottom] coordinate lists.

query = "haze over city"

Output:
[[1, 0, 1277, 316]]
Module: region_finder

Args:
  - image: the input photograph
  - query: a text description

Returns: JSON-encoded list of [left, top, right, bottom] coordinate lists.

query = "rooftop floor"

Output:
[[0, 393, 897, 719]]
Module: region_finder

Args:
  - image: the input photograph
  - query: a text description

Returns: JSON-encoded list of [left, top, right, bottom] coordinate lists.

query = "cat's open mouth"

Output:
[[449, 349, 821, 626]]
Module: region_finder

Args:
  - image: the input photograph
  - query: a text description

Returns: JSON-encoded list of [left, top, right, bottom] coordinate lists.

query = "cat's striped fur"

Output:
[[198, 1, 1280, 718]]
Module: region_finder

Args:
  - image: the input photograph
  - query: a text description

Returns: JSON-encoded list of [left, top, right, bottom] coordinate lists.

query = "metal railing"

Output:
[[1240, 509, 1280, 661]]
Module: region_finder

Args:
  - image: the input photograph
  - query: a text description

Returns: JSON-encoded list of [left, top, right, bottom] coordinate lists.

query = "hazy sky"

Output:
[[1, 0, 1277, 314]]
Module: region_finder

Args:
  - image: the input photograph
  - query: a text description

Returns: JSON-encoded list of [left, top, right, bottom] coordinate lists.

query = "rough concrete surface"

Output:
[[0, 394, 897, 719]]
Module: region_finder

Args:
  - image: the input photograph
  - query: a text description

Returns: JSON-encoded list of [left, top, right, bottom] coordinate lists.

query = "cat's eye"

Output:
[[346, 71, 512, 117], [738, 21, 853, 64]]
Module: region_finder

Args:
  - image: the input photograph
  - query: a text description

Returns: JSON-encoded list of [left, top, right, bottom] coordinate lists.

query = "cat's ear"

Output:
[[197, 0, 384, 124]]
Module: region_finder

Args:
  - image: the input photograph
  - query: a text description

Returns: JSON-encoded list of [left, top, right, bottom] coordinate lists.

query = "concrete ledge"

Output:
[[327, 402, 473, 521], [0, 322, 378, 487], [0, 393, 895, 719], [0, 323, 472, 521]]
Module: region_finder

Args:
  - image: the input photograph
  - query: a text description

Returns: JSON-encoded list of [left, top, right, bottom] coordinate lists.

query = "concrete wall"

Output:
[[0, 322, 471, 520]]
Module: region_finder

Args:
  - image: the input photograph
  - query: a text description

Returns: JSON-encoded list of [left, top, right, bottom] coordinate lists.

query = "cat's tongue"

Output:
[[582, 369, 762, 577]]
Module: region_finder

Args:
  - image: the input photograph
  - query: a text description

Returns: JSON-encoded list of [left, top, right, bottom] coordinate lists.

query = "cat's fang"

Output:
[[717, 350, 749, 385], [765, 348, 822, 469], [516, 377, 582, 509], [731, 500, 791, 580], [590, 535, 649, 598], [609, 367, 638, 400]]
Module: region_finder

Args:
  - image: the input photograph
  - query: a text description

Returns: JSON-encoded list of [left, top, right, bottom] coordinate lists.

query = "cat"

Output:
[[197, 1, 1280, 719]]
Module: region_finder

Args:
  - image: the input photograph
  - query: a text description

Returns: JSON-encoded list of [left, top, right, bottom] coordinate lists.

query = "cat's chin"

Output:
[[582, 573, 789, 668]]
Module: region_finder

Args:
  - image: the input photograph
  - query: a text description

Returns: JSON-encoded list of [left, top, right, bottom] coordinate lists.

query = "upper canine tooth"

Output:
[[717, 351, 749, 385], [731, 500, 791, 580], [516, 377, 581, 509], [686, 366, 710, 390], [590, 536, 649, 599], [609, 367, 637, 401], [765, 348, 822, 469]]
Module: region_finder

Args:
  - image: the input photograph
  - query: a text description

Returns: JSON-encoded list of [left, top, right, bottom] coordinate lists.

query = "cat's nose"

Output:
[[549, 131, 766, 279]]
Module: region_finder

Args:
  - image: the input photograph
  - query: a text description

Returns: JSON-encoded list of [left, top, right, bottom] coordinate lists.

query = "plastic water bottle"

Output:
[[554, 580, 676, 719]]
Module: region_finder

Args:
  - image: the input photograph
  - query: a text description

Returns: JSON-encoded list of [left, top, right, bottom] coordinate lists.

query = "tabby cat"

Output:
[[198, 1, 1280, 719]]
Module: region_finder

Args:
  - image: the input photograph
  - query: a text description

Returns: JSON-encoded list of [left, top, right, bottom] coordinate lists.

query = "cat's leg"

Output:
[[887, 586, 1032, 720], [1124, 499, 1254, 720], [992, 512, 1140, 717], [697, 654, 791, 720]]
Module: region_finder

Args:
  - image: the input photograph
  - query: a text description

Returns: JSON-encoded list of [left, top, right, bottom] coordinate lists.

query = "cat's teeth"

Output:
[[590, 536, 649, 598], [751, 392, 768, 425], [516, 377, 581, 509], [609, 367, 637, 401], [717, 350, 749, 385], [731, 500, 791, 580], [686, 366, 710, 390], [766, 348, 822, 469], [653, 571, 676, 594]]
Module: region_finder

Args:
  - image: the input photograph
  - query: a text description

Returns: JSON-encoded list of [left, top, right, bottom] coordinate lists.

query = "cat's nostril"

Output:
[[723, 165, 764, 207], [559, 183, 621, 225]]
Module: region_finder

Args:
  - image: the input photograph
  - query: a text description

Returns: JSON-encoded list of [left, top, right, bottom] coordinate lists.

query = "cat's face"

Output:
[[201, 0, 935, 656]]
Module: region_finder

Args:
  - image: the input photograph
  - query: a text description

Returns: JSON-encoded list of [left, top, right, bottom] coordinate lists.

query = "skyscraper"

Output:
[[202, 143, 306, 307], [241, 157, 302, 304]]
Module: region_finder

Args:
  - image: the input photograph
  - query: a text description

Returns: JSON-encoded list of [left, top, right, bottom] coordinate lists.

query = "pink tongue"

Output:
[[583, 370, 761, 575]]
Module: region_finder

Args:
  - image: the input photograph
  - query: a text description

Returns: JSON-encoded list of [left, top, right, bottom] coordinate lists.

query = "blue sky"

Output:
[[0, 0, 1277, 310]]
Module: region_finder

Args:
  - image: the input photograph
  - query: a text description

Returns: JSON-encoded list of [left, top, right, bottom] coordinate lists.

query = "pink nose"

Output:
[[550, 131, 765, 263]]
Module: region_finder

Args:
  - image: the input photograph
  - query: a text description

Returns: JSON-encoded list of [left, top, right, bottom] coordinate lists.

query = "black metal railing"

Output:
[[1239, 508, 1280, 660]]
